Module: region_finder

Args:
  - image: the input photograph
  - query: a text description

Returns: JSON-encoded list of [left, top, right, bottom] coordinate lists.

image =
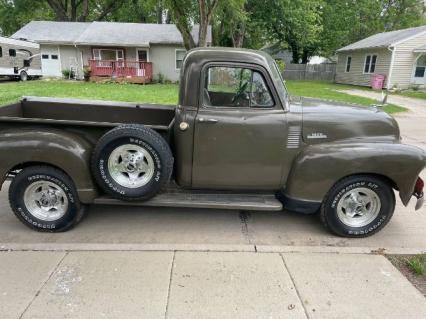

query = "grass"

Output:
[[405, 253, 426, 278], [397, 90, 426, 100], [285, 80, 406, 114], [0, 80, 179, 106], [0, 79, 407, 113]]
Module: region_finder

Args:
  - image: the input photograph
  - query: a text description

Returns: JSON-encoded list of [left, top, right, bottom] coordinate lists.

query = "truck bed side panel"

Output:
[[0, 127, 98, 203]]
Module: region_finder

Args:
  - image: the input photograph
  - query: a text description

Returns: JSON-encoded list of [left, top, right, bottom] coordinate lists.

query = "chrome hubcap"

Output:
[[336, 187, 381, 227], [23, 181, 68, 221], [107, 144, 155, 188]]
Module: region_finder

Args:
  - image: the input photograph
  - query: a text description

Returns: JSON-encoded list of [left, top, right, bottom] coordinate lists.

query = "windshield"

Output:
[[270, 61, 289, 110]]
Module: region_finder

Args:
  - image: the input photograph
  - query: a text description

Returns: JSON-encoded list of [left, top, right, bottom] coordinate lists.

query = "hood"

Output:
[[299, 98, 400, 144]]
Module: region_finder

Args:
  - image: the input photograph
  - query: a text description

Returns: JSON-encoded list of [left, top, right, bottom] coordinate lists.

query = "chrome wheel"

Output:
[[107, 144, 155, 188], [23, 181, 69, 221], [336, 187, 381, 227]]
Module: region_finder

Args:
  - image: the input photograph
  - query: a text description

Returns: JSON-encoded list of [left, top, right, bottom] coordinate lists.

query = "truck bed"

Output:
[[0, 96, 176, 130]]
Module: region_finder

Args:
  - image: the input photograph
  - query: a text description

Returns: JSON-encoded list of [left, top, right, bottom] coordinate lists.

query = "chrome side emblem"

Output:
[[307, 132, 328, 139]]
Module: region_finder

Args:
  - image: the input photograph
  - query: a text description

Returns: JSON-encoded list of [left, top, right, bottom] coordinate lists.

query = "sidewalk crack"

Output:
[[280, 254, 311, 319], [164, 251, 176, 319], [19, 251, 68, 319]]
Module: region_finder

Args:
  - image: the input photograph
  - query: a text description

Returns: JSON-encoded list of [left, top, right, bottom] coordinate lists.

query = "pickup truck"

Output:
[[0, 47, 424, 237]]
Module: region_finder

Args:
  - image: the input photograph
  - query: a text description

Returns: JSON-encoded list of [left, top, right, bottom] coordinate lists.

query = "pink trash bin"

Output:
[[371, 74, 386, 90]]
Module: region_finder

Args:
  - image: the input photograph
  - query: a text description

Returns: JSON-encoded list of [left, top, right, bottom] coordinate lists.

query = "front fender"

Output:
[[0, 128, 98, 203], [283, 142, 426, 205]]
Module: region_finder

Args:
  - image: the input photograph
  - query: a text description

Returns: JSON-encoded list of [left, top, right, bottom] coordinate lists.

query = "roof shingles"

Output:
[[337, 25, 426, 52], [12, 21, 211, 47]]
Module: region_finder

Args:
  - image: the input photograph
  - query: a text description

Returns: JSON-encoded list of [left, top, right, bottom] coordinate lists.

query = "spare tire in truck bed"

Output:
[[91, 125, 173, 201]]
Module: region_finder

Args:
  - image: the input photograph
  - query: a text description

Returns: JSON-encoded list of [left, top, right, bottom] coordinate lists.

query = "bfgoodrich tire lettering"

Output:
[[9, 165, 86, 232], [320, 175, 395, 238], [92, 125, 173, 201]]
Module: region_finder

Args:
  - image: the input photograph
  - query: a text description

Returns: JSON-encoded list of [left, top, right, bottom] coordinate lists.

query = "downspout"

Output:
[[387, 45, 395, 90]]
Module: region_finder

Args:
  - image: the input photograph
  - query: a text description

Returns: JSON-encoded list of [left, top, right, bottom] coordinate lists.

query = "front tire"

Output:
[[321, 175, 395, 237], [9, 166, 86, 232]]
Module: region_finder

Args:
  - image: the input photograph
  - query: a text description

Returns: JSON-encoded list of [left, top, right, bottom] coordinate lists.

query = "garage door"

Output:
[[41, 46, 61, 77]]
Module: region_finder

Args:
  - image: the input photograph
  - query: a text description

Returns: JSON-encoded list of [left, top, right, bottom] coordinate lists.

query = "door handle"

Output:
[[198, 118, 218, 123]]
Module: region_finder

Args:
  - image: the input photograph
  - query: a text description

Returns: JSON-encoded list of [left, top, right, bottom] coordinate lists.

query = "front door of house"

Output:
[[412, 55, 426, 85]]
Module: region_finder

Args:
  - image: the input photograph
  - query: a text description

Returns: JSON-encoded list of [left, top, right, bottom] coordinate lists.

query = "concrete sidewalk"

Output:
[[1, 250, 425, 319]]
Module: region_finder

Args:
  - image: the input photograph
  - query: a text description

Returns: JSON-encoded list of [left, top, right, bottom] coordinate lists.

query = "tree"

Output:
[[166, 0, 219, 50], [45, 0, 127, 21], [0, 0, 53, 36], [320, 0, 426, 57], [249, 0, 323, 63], [213, 0, 247, 47]]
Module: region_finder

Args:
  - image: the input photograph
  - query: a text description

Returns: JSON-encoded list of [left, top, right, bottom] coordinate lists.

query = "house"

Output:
[[335, 25, 426, 89], [11, 21, 212, 82]]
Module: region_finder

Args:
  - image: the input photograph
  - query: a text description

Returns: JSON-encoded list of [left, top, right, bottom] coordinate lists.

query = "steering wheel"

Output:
[[232, 82, 249, 104]]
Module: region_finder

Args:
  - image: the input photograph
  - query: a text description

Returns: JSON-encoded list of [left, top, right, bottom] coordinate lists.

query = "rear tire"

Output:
[[91, 125, 173, 201], [9, 165, 86, 232], [320, 175, 395, 237]]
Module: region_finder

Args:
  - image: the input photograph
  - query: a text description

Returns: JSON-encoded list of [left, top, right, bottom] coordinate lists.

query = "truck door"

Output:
[[192, 64, 287, 190]]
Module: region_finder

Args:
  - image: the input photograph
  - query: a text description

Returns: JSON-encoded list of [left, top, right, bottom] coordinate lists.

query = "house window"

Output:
[[42, 54, 49, 59], [93, 48, 124, 61], [364, 54, 377, 73], [9, 49, 16, 57], [176, 49, 186, 69], [137, 49, 148, 62], [346, 56, 352, 72], [415, 55, 426, 78], [0, 47, 2, 58], [51, 55, 58, 60]]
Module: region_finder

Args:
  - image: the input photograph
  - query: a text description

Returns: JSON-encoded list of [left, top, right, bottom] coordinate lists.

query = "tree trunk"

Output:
[[292, 49, 300, 64], [301, 50, 309, 64], [198, 0, 218, 47]]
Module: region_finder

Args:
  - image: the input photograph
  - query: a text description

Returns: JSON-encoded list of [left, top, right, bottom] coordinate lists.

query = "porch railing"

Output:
[[89, 60, 153, 81]]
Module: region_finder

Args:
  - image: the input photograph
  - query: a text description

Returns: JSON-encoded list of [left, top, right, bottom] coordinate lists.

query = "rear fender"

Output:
[[283, 142, 426, 205], [0, 128, 98, 203]]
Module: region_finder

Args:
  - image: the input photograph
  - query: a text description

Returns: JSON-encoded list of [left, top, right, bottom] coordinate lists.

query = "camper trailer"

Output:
[[0, 36, 42, 81]]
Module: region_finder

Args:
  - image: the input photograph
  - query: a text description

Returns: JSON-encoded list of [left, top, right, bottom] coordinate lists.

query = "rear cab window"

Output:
[[203, 66, 274, 108]]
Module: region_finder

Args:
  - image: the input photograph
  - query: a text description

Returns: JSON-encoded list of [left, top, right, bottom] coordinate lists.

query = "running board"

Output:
[[94, 192, 283, 211]]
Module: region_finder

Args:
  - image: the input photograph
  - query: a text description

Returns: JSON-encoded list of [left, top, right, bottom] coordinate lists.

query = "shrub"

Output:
[[275, 59, 286, 73], [62, 69, 74, 79]]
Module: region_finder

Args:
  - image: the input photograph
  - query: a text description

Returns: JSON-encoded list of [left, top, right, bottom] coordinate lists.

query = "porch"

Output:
[[88, 60, 153, 83]]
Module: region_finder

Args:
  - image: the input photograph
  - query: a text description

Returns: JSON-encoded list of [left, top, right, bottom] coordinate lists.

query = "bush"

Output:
[[275, 59, 286, 73], [62, 69, 74, 79]]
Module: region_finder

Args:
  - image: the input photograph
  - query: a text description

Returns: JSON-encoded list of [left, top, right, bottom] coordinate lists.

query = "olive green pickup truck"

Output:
[[0, 48, 424, 237]]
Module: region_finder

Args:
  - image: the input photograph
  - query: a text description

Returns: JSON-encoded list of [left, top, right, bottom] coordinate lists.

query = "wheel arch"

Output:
[[283, 142, 426, 206], [0, 128, 98, 203]]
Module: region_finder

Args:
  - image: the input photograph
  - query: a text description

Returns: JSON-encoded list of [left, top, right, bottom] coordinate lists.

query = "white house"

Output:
[[12, 21, 212, 82], [335, 25, 426, 89]]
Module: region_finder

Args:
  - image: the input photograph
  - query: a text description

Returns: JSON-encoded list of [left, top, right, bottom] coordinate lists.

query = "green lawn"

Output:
[[0, 79, 406, 113], [285, 81, 406, 113], [397, 90, 426, 100], [0, 80, 179, 106]]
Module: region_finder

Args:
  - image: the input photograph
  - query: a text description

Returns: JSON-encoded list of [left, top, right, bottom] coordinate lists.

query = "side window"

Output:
[[0, 47, 2, 58], [346, 56, 352, 72], [204, 66, 274, 108], [9, 49, 16, 57]]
